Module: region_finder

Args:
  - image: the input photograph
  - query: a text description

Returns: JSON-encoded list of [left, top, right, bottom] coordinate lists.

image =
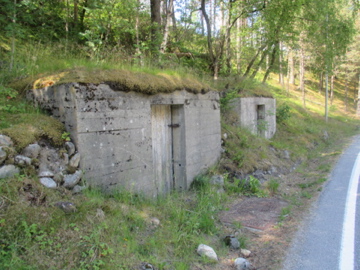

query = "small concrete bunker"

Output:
[[27, 71, 221, 197], [231, 97, 276, 139]]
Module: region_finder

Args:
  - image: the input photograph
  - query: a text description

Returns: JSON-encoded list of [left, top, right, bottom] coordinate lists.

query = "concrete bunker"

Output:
[[231, 97, 276, 139], [27, 79, 221, 197]]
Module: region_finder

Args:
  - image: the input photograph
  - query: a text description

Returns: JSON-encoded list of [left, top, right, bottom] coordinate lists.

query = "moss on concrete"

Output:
[[1, 114, 65, 151], [11, 68, 212, 95]]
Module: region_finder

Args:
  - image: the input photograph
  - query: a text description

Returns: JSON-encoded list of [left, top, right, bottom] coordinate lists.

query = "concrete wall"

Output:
[[27, 83, 221, 197], [231, 97, 276, 139]]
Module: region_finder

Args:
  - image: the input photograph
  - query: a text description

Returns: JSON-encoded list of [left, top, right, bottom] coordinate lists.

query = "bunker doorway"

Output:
[[257, 104, 266, 137], [151, 104, 186, 195]]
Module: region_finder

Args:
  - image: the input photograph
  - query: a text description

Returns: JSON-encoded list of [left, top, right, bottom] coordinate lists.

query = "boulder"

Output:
[[65, 142, 76, 156], [14, 155, 32, 167], [0, 165, 19, 178], [0, 135, 13, 147], [68, 153, 81, 169], [63, 170, 82, 188], [241, 249, 252, 258], [234, 257, 251, 270], [22, 143, 41, 159], [197, 244, 218, 261], [72, 184, 86, 194], [224, 235, 240, 249], [38, 170, 55, 178], [54, 201, 77, 213], [40, 177, 57, 189]]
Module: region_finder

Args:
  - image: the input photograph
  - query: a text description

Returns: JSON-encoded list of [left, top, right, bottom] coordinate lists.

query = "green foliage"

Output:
[[276, 103, 291, 124], [220, 89, 239, 112], [61, 132, 71, 142], [225, 175, 266, 197], [266, 179, 280, 196], [279, 206, 292, 222], [298, 178, 327, 189]]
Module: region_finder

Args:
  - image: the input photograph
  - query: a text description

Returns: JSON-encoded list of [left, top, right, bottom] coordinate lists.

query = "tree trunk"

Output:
[[250, 46, 269, 79], [74, 0, 78, 30], [288, 48, 295, 85], [224, 1, 233, 75], [330, 74, 334, 105], [10, 0, 16, 71], [135, 0, 143, 65], [279, 41, 284, 86], [79, 0, 88, 32], [319, 72, 323, 94], [150, 0, 162, 54], [201, 0, 217, 79], [299, 45, 306, 108], [262, 42, 278, 83], [160, 0, 173, 53], [243, 44, 267, 77], [236, 18, 242, 73], [345, 69, 348, 112]]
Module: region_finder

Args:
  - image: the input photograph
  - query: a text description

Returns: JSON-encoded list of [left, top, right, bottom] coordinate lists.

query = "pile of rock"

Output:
[[0, 134, 85, 193], [196, 240, 253, 270]]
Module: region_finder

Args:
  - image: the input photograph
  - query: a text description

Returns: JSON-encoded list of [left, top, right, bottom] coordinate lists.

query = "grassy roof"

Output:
[[11, 68, 213, 95]]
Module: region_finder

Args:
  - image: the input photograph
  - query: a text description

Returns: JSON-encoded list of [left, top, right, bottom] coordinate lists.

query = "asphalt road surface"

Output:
[[282, 135, 360, 270]]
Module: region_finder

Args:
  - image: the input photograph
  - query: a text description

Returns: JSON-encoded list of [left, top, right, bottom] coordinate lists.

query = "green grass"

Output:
[[0, 175, 228, 269]]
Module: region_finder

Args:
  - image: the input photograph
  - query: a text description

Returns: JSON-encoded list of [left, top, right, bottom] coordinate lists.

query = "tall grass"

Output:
[[0, 174, 228, 269]]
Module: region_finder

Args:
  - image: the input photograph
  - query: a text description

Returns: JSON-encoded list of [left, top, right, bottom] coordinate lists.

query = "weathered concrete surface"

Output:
[[231, 97, 276, 139], [27, 83, 221, 197]]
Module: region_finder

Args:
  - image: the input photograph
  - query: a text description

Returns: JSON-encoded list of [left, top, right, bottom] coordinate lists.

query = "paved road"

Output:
[[282, 135, 360, 270]]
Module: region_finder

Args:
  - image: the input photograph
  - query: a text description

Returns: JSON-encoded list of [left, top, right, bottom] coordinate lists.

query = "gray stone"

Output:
[[38, 170, 54, 178], [197, 244, 218, 261], [96, 208, 105, 220], [0, 146, 7, 165], [38, 147, 67, 175], [0, 165, 20, 178], [283, 150, 291, 159], [210, 175, 224, 186], [63, 170, 82, 188], [234, 257, 251, 270], [40, 177, 57, 189], [140, 263, 155, 270], [65, 142, 76, 156], [14, 155, 32, 167], [270, 166, 278, 175], [72, 184, 86, 194], [0, 135, 13, 147], [149, 217, 161, 228], [62, 153, 69, 165], [68, 153, 81, 168], [54, 201, 77, 213], [241, 249, 251, 258], [22, 143, 41, 159], [224, 235, 240, 249]]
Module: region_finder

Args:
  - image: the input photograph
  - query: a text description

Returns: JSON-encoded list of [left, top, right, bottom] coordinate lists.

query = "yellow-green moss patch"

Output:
[[1, 114, 65, 150], [11, 68, 212, 95]]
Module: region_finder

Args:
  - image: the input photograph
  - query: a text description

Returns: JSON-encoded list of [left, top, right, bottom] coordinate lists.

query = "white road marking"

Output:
[[339, 152, 360, 270]]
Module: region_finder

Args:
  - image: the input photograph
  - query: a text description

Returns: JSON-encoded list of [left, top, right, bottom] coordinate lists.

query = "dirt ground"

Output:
[[201, 147, 344, 270]]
